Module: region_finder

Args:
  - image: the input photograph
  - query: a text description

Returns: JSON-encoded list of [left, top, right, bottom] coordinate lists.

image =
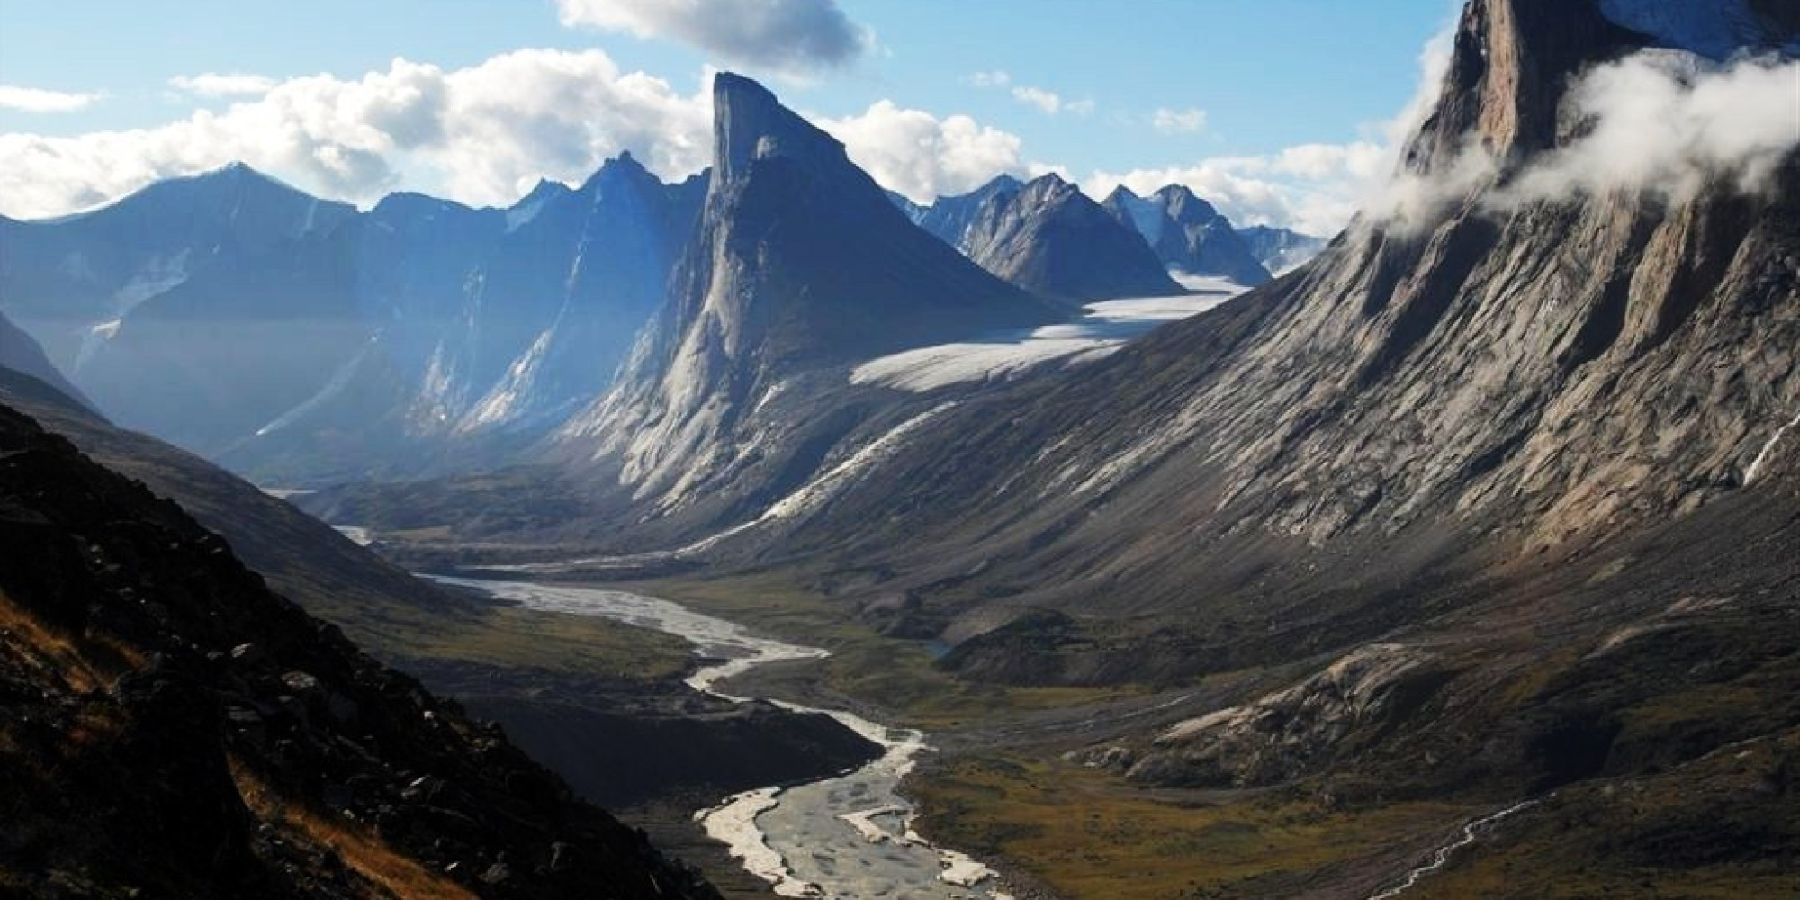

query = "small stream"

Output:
[[430, 576, 1014, 900]]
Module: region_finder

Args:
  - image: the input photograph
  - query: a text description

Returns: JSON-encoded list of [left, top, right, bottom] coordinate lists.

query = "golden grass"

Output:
[[0, 590, 145, 693], [911, 754, 1477, 900], [231, 757, 478, 900]]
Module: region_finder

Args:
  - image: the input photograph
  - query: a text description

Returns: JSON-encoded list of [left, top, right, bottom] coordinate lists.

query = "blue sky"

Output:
[[0, 0, 1456, 233]]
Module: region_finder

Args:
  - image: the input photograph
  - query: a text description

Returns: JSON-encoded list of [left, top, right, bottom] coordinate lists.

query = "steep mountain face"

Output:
[[900, 174, 1023, 251], [0, 309, 90, 408], [700, 2, 1795, 887], [550, 73, 1065, 528], [775, 0, 1796, 642], [0, 164, 356, 371], [0, 353, 472, 645], [1235, 224, 1329, 275], [904, 174, 1184, 302], [0, 399, 719, 900], [0, 157, 703, 483], [1103, 185, 1273, 286]]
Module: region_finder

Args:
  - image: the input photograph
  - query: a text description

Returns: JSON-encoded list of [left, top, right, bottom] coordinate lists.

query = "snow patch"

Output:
[[504, 196, 548, 233], [253, 346, 369, 437], [1743, 417, 1798, 483], [72, 318, 123, 372], [853, 291, 1241, 393]]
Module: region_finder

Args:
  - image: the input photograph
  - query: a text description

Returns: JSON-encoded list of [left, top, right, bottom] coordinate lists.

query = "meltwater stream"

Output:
[[431, 576, 1013, 900]]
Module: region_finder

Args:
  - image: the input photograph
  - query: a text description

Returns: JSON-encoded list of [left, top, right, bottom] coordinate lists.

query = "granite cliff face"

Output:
[[549, 73, 1064, 531], [0, 398, 719, 900], [909, 174, 1185, 302], [770, 0, 1797, 634]]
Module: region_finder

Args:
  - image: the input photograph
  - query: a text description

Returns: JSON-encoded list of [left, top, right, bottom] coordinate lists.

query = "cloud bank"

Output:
[[0, 50, 712, 219], [555, 0, 871, 74]]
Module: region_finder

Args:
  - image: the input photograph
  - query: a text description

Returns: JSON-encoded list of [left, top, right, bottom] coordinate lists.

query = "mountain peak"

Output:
[[1103, 185, 1142, 204], [713, 71, 848, 184]]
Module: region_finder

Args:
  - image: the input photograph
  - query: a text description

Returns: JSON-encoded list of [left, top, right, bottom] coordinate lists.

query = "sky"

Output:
[[0, 0, 1459, 235]]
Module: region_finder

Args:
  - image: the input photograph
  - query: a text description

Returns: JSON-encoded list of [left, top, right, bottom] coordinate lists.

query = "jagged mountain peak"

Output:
[[713, 71, 851, 185], [1152, 183, 1221, 224]]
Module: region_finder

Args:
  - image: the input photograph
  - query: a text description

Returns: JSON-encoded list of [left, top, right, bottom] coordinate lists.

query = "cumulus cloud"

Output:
[[965, 70, 1011, 88], [1152, 107, 1207, 134], [555, 0, 870, 73], [816, 100, 1027, 203], [1011, 85, 1062, 114], [0, 50, 711, 219], [0, 85, 103, 113], [168, 73, 279, 97]]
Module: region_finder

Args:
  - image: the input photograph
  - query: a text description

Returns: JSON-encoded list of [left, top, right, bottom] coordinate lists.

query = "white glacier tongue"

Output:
[[851, 289, 1246, 393]]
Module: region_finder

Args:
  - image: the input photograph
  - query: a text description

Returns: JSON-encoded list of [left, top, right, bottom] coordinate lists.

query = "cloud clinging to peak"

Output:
[[555, 0, 871, 74]]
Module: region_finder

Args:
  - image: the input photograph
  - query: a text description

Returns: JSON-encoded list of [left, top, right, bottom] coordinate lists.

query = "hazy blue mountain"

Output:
[[0, 157, 704, 483], [907, 174, 1183, 302], [1102, 185, 1273, 286], [1236, 224, 1329, 274]]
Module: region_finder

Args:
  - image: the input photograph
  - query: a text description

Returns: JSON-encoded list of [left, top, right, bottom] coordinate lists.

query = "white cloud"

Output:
[[0, 84, 103, 113], [0, 50, 712, 219], [555, 0, 870, 74], [965, 70, 1011, 88], [168, 73, 279, 97], [1367, 47, 1798, 230], [1504, 51, 1798, 205], [816, 100, 1027, 203], [1011, 85, 1061, 114], [1065, 97, 1096, 116], [1152, 107, 1207, 134]]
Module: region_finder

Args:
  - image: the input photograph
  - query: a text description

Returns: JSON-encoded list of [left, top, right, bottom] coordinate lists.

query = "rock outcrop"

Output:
[[0, 399, 720, 900]]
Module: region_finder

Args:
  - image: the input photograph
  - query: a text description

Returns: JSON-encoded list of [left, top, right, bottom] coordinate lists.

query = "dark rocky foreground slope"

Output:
[[0, 399, 721, 900]]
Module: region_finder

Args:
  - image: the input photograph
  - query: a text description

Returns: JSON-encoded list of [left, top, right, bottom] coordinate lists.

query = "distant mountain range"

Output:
[[900, 174, 1184, 302], [1, 155, 702, 483], [1100, 184, 1275, 286], [1, 131, 1308, 486]]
